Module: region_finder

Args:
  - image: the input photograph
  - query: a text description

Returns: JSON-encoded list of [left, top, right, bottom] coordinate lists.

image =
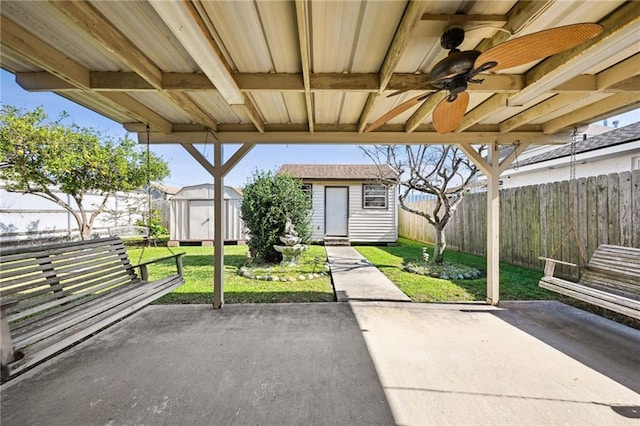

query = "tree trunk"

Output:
[[433, 224, 446, 264], [80, 222, 92, 240]]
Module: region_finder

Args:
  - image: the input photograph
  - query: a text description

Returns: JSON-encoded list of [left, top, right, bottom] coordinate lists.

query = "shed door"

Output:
[[325, 187, 348, 236], [189, 200, 213, 239]]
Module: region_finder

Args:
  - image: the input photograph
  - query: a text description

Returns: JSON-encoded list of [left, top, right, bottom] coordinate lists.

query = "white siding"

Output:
[[348, 184, 397, 243], [310, 183, 325, 241], [306, 180, 397, 243]]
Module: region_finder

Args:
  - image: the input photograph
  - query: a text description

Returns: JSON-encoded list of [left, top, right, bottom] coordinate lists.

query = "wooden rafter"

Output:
[[508, 1, 640, 107], [405, 92, 446, 133], [49, 1, 220, 132], [358, 0, 425, 133], [0, 16, 173, 132], [543, 93, 640, 134], [457, 94, 509, 132], [294, 0, 314, 132], [500, 47, 640, 133], [149, 0, 265, 133]]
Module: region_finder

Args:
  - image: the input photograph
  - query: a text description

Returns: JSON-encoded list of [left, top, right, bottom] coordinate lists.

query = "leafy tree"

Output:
[[0, 105, 169, 240], [363, 145, 483, 264], [241, 170, 311, 263]]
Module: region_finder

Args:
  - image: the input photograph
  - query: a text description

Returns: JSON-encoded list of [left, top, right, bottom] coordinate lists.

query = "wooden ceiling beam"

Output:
[[499, 94, 586, 133], [150, 0, 264, 133], [359, 0, 425, 133], [49, 0, 219, 132], [0, 16, 172, 133], [542, 93, 640, 134], [294, 0, 314, 132], [405, 92, 447, 133], [142, 130, 570, 146], [508, 1, 640, 107], [421, 14, 507, 25], [500, 52, 640, 132], [50, 1, 162, 88], [474, 1, 555, 53], [34, 70, 640, 95], [1, 16, 90, 89], [457, 94, 510, 132]]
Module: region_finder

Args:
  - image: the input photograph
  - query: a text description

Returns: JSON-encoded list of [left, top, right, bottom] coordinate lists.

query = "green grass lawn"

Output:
[[356, 237, 560, 302], [128, 244, 335, 304]]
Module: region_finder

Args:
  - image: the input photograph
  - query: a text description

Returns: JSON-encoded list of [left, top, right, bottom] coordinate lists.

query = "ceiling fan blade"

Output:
[[387, 80, 435, 98], [474, 23, 603, 72], [432, 92, 469, 134], [365, 92, 434, 132]]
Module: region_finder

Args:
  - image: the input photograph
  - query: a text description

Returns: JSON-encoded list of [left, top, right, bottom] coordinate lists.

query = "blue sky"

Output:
[[2, 69, 638, 189]]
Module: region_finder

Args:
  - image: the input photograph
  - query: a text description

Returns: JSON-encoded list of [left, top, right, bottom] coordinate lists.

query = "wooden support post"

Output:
[[213, 142, 224, 309], [182, 142, 255, 310], [486, 142, 500, 305]]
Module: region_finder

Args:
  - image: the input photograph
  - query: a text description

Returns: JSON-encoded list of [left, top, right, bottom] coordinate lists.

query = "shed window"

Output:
[[301, 184, 312, 201], [363, 184, 387, 209]]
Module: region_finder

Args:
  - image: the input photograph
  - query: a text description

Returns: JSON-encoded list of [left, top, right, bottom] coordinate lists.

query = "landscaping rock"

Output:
[[298, 275, 306, 281], [430, 272, 440, 278], [440, 274, 449, 280], [288, 277, 297, 282]]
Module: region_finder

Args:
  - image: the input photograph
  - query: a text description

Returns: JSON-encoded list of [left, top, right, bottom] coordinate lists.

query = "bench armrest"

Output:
[[133, 253, 185, 281], [135, 253, 185, 268], [539, 256, 579, 278], [538, 257, 578, 268]]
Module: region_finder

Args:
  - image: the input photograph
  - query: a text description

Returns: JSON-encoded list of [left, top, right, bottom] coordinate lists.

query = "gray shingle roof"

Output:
[[278, 164, 397, 180], [515, 122, 640, 167]]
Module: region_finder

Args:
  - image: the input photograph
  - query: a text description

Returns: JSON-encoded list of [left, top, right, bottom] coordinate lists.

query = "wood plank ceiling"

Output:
[[1, 0, 639, 146]]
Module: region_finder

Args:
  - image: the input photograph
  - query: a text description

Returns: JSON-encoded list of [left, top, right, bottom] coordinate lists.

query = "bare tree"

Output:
[[363, 145, 483, 264]]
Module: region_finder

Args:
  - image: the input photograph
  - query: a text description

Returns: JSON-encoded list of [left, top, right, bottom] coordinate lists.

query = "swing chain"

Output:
[[512, 139, 520, 170], [548, 125, 588, 267], [569, 125, 578, 181]]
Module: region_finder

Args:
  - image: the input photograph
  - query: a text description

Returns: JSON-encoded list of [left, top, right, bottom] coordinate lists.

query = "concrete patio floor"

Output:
[[1, 301, 639, 425]]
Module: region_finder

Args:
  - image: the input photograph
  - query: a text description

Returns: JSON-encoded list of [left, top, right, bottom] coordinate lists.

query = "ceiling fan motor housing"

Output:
[[430, 50, 481, 86], [440, 27, 465, 50]]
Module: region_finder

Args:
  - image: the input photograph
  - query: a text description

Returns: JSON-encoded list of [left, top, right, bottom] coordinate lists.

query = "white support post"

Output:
[[486, 142, 500, 305], [213, 142, 224, 309]]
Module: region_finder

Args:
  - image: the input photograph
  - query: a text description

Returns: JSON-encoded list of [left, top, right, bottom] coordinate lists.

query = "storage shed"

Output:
[[169, 184, 244, 246], [278, 164, 398, 245]]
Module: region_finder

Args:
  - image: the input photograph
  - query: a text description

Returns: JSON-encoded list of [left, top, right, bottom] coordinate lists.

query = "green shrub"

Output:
[[241, 170, 311, 263], [136, 209, 167, 236]]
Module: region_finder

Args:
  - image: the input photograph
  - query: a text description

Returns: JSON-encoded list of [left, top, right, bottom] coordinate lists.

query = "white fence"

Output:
[[0, 186, 148, 244]]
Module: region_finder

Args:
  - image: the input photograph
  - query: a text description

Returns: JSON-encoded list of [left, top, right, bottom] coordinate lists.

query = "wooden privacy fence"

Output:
[[399, 170, 640, 272]]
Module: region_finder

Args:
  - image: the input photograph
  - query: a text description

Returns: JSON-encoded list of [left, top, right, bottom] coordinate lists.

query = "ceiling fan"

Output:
[[365, 23, 603, 134]]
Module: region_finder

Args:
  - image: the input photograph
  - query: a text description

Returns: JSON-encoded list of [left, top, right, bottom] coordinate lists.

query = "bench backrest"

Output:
[[0, 237, 140, 331], [582, 245, 640, 297]]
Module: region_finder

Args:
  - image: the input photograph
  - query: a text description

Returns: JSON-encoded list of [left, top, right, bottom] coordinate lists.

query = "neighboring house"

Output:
[[278, 164, 398, 245], [168, 184, 244, 246], [499, 122, 640, 188]]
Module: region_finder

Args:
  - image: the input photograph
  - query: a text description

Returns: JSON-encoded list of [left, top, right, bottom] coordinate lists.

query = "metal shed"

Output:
[[169, 184, 244, 246]]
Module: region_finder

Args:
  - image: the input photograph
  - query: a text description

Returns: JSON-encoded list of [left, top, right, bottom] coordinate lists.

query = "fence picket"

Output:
[[398, 171, 639, 271]]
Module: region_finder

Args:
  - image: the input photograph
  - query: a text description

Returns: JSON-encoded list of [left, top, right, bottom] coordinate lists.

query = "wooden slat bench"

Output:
[[539, 244, 640, 320], [0, 236, 184, 380]]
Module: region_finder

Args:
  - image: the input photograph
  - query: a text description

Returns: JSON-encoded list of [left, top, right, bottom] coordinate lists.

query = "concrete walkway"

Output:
[[326, 246, 411, 302]]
